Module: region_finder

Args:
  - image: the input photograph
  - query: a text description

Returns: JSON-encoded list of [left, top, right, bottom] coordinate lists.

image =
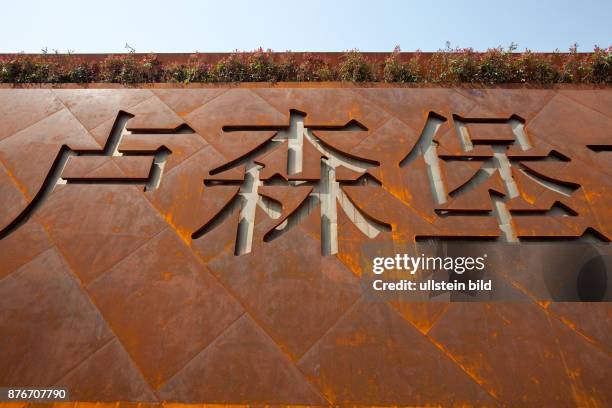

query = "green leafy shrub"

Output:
[[296, 54, 335, 81], [276, 52, 299, 81], [383, 46, 419, 82], [448, 48, 480, 83], [60, 59, 99, 83], [245, 48, 279, 81], [139, 54, 164, 82], [476, 45, 517, 84], [338, 49, 376, 82], [164, 56, 211, 83], [513, 51, 559, 84], [559, 44, 591, 83], [588, 46, 612, 83], [209, 52, 247, 82], [101, 55, 138, 83], [0, 55, 50, 82], [425, 44, 455, 83]]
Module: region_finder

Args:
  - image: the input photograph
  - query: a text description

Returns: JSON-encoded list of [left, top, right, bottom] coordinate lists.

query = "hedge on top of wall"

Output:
[[0, 45, 610, 84]]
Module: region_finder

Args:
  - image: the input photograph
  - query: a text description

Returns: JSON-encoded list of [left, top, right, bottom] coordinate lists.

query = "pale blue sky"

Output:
[[2, 0, 610, 53]]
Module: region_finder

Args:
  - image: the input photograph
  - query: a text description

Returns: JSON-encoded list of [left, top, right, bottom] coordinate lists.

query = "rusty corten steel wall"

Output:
[[0, 85, 611, 406]]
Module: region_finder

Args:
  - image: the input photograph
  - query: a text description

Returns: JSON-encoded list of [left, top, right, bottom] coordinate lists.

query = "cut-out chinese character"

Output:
[[416, 113, 609, 242], [192, 110, 391, 255], [0, 111, 190, 239]]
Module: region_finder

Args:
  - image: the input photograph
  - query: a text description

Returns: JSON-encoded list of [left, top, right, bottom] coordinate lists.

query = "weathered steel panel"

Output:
[[0, 86, 610, 406]]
